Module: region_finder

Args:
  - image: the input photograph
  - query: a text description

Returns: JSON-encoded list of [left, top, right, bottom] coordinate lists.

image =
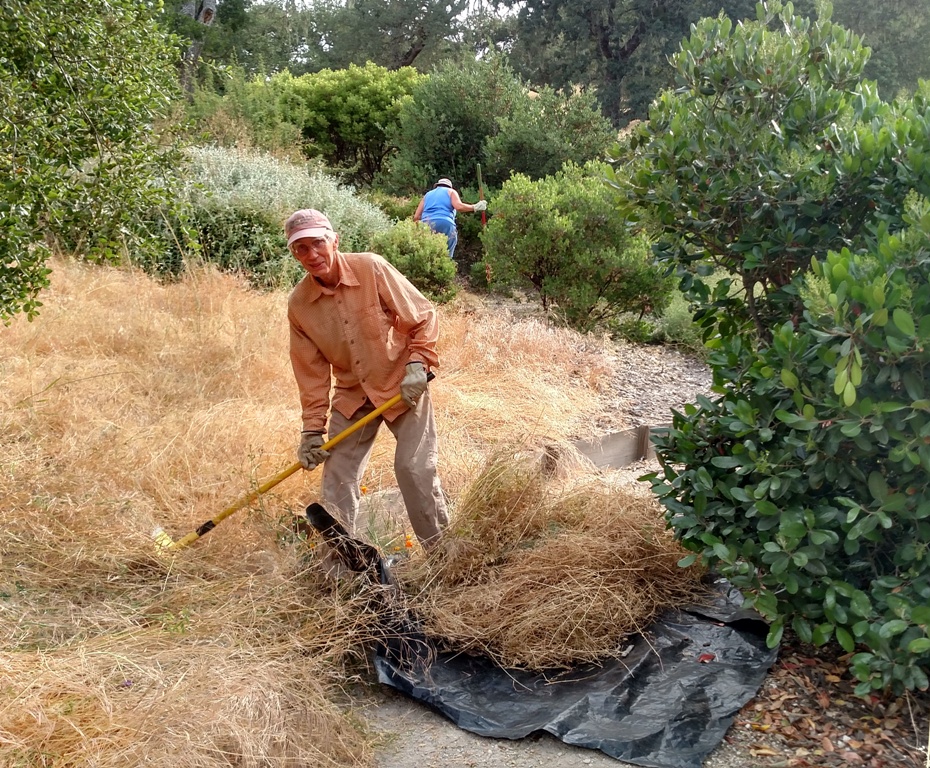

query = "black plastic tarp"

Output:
[[303, 503, 778, 768], [373, 582, 777, 768]]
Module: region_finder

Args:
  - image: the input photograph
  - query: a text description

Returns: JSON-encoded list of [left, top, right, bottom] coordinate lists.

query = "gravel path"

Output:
[[588, 339, 714, 433], [362, 684, 757, 768]]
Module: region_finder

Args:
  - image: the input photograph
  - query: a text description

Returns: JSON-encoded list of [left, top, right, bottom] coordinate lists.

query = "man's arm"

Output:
[[288, 312, 333, 432], [449, 188, 481, 213], [373, 258, 440, 369], [413, 196, 425, 222]]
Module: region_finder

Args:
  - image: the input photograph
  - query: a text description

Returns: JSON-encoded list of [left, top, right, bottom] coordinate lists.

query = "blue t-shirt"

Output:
[[420, 187, 456, 225]]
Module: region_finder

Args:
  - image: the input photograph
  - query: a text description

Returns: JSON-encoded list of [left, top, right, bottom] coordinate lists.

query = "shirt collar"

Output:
[[301, 250, 360, 301]]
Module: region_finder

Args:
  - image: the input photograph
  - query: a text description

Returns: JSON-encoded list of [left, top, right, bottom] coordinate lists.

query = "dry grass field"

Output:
[[0, 259, 692, 767]]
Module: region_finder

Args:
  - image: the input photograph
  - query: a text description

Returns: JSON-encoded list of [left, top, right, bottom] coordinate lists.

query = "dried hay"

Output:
[[0, 486, 380, 767], [398, 445, 706, 669], [0, 258, 630, 766], [0, 634, 366, 768]]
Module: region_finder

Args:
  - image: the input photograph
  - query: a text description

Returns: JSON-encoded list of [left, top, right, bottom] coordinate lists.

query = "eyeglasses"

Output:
[[290, 238, 328, 257]]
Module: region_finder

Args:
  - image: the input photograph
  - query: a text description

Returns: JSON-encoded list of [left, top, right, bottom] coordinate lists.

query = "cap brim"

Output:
[[287, 227, 331, 246]]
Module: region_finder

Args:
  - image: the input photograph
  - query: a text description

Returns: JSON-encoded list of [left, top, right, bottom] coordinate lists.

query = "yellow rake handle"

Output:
[[166, 375, 432, 550]]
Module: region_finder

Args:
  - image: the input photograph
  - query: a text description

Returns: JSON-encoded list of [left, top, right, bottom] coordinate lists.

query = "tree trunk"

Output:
[[179, 0, 217, 96]]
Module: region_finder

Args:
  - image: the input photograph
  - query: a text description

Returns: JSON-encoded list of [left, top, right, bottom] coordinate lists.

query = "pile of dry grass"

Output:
[[1, 258, 627, 766], [399, 446, 706, 670]]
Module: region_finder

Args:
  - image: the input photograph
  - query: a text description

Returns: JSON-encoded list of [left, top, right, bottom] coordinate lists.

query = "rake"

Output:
[[153, 374, 433, 551]]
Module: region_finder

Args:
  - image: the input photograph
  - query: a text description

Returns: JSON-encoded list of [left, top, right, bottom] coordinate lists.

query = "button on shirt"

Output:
[[288, 250, 440, 432]]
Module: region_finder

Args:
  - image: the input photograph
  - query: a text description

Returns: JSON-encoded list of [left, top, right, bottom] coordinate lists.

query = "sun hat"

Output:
[[285, 209, 334, 246], [434, 178, 453, 188]]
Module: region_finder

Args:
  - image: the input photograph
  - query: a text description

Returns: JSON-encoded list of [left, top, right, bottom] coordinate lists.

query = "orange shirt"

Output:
[[287, 250, 439, 432]]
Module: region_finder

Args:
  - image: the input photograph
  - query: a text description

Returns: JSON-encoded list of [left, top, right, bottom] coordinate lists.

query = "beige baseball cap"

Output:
[[285, 209, 334, 246]]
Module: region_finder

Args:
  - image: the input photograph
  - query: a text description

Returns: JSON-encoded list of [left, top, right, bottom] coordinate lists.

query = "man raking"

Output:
[[285, 209, 449, 576]]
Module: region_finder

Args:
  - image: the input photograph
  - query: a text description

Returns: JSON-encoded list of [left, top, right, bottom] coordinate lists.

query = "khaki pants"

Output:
[[320, 389, 448, 550]]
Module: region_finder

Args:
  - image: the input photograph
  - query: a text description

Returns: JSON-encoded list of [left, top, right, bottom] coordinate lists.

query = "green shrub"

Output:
[[468, 260, 494, 292], [150, 147, 391, 286], [646, 270, 732, 351], [363, 190, 418, 222], [185, 67, 305, 161], [648, 200, 930, 694], [621, 2, 930, 695], [451, 204, 486, 274], [612, 2, 878, 344], [369, 220, 457, 303], [483, 87, 615, 183], [184, 202, 303, 289], [481, 162, 672, 333], [268, 64, 423, 184], [387, 57, 525, 193], [387, 57, 614, 194]]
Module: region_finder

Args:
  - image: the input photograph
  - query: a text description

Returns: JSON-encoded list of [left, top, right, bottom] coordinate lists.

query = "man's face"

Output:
[[290, 235, 337, 276]]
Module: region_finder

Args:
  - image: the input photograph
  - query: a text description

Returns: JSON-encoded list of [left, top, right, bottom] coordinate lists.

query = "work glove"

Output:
[[297, 431, 330, 470], [473, 200, 488, 212], [401, 361, 428, 408]]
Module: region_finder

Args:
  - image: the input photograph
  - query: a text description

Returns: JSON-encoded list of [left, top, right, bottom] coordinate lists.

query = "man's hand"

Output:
[[401, 361, 428, 408], [297, 431, 330, 470], [473, 200, 488, 212]]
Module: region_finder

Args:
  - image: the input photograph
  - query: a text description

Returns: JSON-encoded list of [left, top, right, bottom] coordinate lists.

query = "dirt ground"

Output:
[[361, 683, 754, 768]]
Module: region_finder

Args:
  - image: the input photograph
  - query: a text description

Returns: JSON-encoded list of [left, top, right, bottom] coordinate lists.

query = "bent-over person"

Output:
[[285, 209, 448, 573]]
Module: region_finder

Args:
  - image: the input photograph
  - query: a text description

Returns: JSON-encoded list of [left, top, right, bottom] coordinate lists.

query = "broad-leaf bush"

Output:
[[481, 163, 672, 333], [369, 220, 457, 303], [622, 1, 930, 693], [1, 0, 185, 320], [611, 2, 879, 345], [649, 198, 930, 695]]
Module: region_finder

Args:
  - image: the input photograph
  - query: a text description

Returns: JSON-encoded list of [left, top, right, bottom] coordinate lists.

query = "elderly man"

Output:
[[284, 209, 448, 564]]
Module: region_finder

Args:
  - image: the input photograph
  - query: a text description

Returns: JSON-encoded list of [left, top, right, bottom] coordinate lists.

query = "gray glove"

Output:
[[473, 200, 487, 212], [401, 361, 428, 408], [297, 431, 330, 470]]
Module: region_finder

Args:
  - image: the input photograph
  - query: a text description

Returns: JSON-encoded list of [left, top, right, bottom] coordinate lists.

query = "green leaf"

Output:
[[850, 591, 872, 618], [792, 615, 813, 644], [880, 619, 909, 638], [781, 368, 799, 389], [892, 308, 916, 337], [836, 627, 856, 653], [840, 422, 862, 437], [843, 380, 857, 407], [868, 472, 889, 503], [834, 366, 848, 396], [774, 410, 819, 430], [854, 680, 873, 697], [767, 618, 785, 648], [677, 553, 698, 568], [812, 623, 835, 645], [907, 638, 930, 654]]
